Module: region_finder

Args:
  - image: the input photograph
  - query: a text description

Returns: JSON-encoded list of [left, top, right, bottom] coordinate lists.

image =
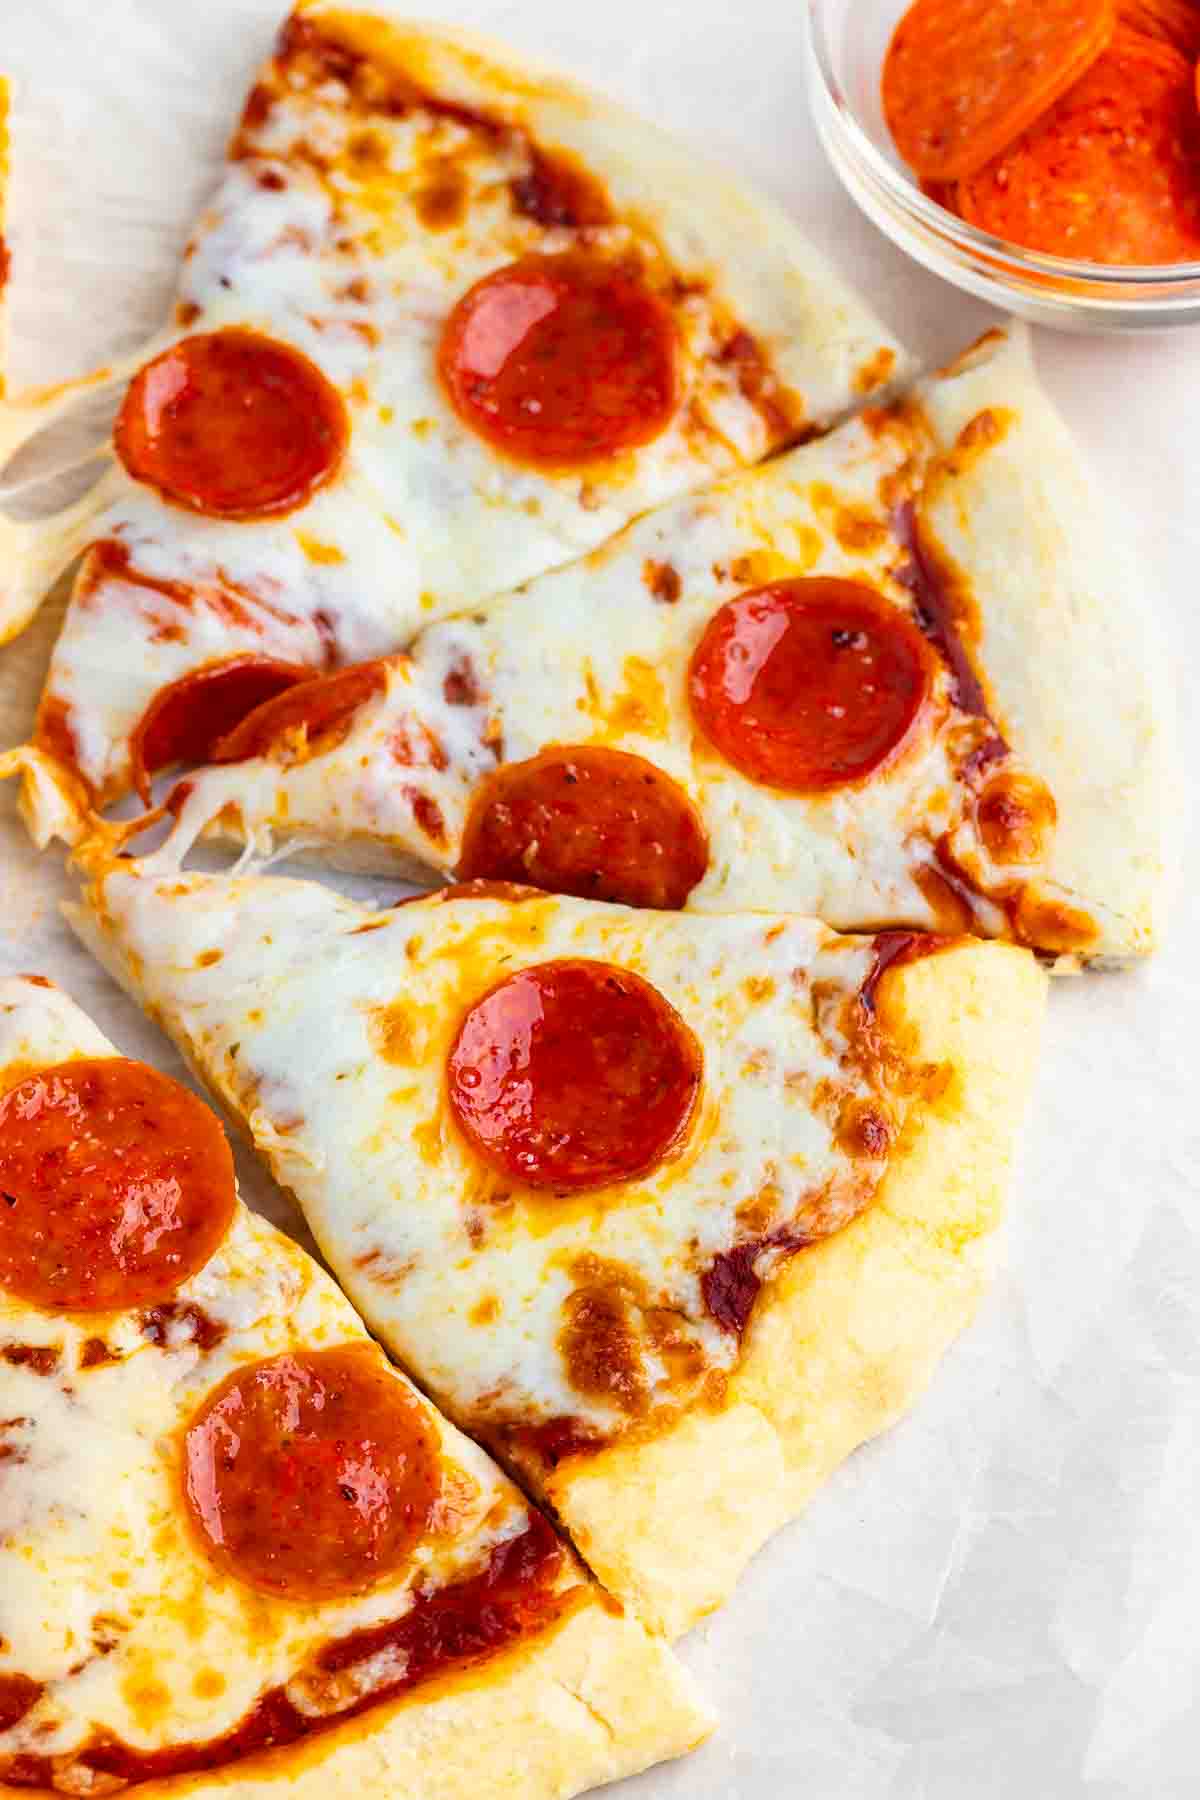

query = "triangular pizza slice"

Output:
[[0, 1, 904, 806], [0, 974, 710, 1796], [79, 325, 1174, 968], [68, 856, 1046, 1639]]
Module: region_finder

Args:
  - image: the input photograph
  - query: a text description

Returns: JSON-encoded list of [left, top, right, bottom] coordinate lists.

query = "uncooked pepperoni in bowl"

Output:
[[806, 0, 1200, 328]]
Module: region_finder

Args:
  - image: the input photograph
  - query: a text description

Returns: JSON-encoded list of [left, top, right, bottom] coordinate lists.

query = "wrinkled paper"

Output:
[[1, 4, 1196, 1794]]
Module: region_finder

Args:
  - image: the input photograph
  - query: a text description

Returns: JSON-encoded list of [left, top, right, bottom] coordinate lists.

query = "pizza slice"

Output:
[[96, 325, 1175, 968], [67, 854, 1047, 1640], [0, 2, 904, 810], [0, 974, 711, 1797]]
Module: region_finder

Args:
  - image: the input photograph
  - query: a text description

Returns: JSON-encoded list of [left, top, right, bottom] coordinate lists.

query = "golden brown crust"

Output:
[[0, 1594, 711, 1800], [546, 941, 1046, 1639]]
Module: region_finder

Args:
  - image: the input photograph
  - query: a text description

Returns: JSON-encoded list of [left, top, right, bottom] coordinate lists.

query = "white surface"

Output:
[[0, 4, 1196, 1796]]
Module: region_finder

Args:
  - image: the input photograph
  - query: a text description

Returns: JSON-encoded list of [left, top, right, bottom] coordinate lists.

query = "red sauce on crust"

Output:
[[447, 959, 702, 1191], [1, 1516, 565, 1791], [892, 502, 993, 721], [458, 746, 709, 910], [689, 578, 935, 792], [510, 148, 614, 229], [438, 253, 678, 468], [115, 330, 348, 520], [0, 1060, 235, 1313]]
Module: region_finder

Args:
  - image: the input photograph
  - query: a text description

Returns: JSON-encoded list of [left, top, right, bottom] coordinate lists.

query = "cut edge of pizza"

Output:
[[0, 973, 712, 1799], [64, 847, 1047, 1642], [74, 321, 1179, 969]]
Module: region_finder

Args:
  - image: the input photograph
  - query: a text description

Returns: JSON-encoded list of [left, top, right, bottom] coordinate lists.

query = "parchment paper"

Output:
[[1, 5, 1197, 1794]]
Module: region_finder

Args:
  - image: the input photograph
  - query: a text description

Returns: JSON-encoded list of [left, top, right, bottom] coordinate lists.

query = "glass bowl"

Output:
[[805, 0, 1200, 331]]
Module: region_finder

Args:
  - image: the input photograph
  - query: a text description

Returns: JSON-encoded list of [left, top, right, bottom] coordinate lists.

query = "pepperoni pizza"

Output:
[[134, 326, 1175, 966], [0, 1, 903, 811], [68, 855, 1047, 1639], [0, 974, 709, 1798]]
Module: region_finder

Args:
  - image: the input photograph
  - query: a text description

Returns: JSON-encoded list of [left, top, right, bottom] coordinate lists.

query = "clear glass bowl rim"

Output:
[[806, 0, 1200, 297]]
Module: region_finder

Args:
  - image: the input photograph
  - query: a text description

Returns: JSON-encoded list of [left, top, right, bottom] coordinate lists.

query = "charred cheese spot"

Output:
[[643, 559, 682, 603], [975, 771, 1057, 866]]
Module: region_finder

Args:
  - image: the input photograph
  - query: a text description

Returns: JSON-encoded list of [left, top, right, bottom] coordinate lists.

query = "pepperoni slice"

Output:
[[457, 747, 709, 911], [211, 659, 387, 764], [959, 32, 1200, 262], [882, 0, 1115, 181], [1119, 0, 1200, 58], [689, 578, 934, 793], [437, 252, 678, 467], [130, 657, 315, 802], [115, 329, 348, 519], [0, 1059, 236, 1312], [184, 1345, 438, 1601], [447, 959, 701, 1192]]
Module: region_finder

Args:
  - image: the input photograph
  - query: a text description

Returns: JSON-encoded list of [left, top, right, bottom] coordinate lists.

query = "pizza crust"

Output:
[[543, 940, 1046, 1640], [914, 326, 1179, 963], [0, 973, 712, 1796], [298, 5, 910, 427], [0, 1595, 710, 1800], [68, 856, 1045, 1646]]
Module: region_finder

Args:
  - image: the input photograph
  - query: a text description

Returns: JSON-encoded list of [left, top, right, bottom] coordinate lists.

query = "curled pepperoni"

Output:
[[689, 578, 934, 792], [212, 659, 387, 763], [447, 959, 701, 1192], [183, 1344, 438, 1600], [437, 252, 678, 467], [115, 329, 348, 519], [130, 657, 315, 802], [0, 1059, 236, 1312], [457, 746, 709, 911]]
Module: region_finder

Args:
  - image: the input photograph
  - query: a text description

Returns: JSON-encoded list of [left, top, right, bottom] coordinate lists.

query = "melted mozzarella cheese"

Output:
[[15, 14, 903, 802], [67, 872, 897, 1444], [0, 976, 562, 1777], [163, 352, 1018, 935], [164, 325, 1160, 961]]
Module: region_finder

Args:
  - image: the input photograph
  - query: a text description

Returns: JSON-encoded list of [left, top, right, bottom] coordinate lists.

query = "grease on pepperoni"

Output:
[[438, 252, 678, 467], [447, 959, 701, 1192], [183, 1345, 438, 1601], [457, 746, 709, 910], [115, 329, 348, 519], [689, 578, 934, 792], [0, 1060, 235, 1313], [130, 657, 315, 801], [211, 659, 387, 764]]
